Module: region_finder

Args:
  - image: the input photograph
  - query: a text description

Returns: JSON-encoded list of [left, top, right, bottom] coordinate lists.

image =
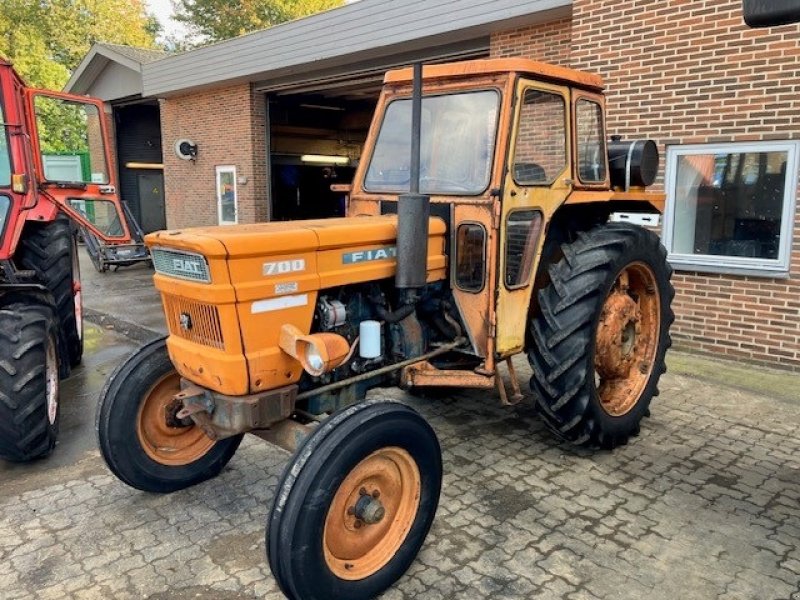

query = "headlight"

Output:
[[305, 345, 325, 372]]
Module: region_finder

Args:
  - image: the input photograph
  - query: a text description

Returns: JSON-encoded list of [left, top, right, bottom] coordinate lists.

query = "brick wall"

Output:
[[491, 4, 800, 370], [160, 83, 268, 228], [490, 17, 572, 66]]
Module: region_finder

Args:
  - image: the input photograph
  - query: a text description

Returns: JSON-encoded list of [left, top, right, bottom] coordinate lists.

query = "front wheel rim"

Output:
[[135, 372, 215, 466], [594, 262, 661, 417], [323, 447, 421, 580]]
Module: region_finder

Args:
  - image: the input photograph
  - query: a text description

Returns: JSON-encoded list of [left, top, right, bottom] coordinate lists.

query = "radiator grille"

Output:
[[163, 294, 225, 350], [151, 247, 211, 283]]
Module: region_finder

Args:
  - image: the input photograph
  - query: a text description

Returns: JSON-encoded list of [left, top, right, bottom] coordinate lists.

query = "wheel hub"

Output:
[[594, 263, 661, 417], [323, 447, 421, 581]]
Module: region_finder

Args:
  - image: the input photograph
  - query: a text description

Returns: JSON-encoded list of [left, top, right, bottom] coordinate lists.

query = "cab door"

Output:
[[494, 79, 572, 356], [25, 90, 131, 242]]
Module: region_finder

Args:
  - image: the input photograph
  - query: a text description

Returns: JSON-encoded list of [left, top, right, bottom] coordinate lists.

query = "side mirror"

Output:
[[743, 0, 800, 27]]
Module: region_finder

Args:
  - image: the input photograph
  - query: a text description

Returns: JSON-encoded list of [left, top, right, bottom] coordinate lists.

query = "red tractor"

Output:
[[0, 59, 132, 461]]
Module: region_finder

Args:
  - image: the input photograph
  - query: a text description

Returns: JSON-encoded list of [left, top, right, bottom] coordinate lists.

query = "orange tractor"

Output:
[[0, 59, 133, 462], [98, 59, 673, 599]]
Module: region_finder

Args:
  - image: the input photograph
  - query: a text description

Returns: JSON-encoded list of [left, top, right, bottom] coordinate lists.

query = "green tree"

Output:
[[0, 0, 158, 89], [174, 0, 345, 43]]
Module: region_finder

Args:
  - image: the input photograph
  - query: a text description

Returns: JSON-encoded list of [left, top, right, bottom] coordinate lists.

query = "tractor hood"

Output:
[[143, 216, 447, 396]]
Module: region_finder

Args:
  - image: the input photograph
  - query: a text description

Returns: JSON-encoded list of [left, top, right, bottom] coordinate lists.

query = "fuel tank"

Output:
[[145, 216, 447, 396]]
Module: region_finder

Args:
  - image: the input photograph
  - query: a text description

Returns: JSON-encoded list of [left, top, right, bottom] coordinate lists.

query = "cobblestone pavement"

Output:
[[2, 349, 800, 599]]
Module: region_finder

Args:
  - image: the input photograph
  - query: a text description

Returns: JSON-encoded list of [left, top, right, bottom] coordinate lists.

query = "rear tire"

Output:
[[528, 223, 674, 449], [268, 401, 442, 600], [0, 302, 60, 462], [17, 215, 83, 368], [96, 337, 242, 493]]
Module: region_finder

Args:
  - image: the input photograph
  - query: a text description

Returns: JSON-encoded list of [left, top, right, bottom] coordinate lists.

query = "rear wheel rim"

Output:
[[323, 447, 421, 580], [72, 243, 83, 342], [45, 336, 59, 425], [594, 262, 661, 417], [135, 372, 215, 466]]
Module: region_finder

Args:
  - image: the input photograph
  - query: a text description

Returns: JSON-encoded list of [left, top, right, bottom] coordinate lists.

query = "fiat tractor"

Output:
[[0, 59, 133, 462], [98, 59, 674, 599]]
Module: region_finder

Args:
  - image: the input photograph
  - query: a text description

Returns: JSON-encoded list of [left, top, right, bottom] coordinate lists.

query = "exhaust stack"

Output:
[[395, 63, 430, 299]]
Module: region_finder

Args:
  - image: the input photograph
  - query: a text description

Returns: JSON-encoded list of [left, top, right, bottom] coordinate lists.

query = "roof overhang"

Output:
[[143, 0, 572, 98], [65, 45, 154, 101]]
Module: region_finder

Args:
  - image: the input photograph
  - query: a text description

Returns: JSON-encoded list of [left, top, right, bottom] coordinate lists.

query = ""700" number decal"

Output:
[[263, 259, 306, 276]]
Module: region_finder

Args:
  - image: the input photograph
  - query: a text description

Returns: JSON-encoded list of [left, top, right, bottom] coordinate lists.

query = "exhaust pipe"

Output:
[[395, 62, 430, 299]]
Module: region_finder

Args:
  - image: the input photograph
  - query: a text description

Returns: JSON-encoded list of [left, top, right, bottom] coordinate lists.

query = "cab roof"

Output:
[[384, 58, 604, 91]]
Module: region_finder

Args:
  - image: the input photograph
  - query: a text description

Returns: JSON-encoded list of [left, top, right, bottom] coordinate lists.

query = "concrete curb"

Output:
[[84, 307, 163, 345]]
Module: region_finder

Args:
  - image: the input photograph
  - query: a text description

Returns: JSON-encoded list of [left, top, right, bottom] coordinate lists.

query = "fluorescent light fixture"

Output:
[[300, 103, 345, 111], [301, 154, 350, 165]]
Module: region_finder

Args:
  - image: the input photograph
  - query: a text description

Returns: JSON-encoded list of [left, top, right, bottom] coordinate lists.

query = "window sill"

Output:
[[668, 259, 791, 279]]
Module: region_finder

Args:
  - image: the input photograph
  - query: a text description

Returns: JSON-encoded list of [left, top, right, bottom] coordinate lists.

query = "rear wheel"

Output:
[[528, 222, 674, 448], [96, 337, 242, 492], [0, 302, 60, 462], [268, 401, 442, 600], [17, 216, 83, 368]]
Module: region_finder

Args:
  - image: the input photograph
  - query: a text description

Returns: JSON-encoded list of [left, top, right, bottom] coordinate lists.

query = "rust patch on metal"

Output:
[[594, 262, 661, 416]]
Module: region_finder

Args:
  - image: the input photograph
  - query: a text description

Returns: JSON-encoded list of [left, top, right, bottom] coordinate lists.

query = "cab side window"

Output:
[[512, 89, 567, 185], [576, 99, 607, 184]]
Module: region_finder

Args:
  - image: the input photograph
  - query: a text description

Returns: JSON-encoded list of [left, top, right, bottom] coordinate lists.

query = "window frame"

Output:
[[572, 94, 610, 188], [503, 208, 544, 290], [510, 87, 569, 188], [216, 165, 238, 225], [662, 141, 799, 277], [452, 221, 487, 293], [0, 90, 12, 189]]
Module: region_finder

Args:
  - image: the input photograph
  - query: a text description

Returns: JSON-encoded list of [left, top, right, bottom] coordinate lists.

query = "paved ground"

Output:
[[2, 249, 800, 599]]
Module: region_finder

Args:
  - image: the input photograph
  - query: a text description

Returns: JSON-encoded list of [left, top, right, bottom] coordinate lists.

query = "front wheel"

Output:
[[96, 337, 242, 492], [0, 302, 60, 462], [528, 222, 674, 449], [267, 401, 442, 600]]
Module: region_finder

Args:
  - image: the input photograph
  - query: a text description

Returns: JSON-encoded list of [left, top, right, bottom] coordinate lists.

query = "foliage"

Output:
[[0, 0, 158, 89], [173, 0, 345, 43]]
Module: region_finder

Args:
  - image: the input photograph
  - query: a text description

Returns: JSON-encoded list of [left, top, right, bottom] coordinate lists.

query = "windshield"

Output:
[[0, 97, 11, 187], [365, 90, 500, 195]]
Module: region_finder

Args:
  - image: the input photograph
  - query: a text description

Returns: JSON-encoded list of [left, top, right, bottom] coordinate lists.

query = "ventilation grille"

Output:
[[151, 247, 211, 283], [163, 294, 225, 350]]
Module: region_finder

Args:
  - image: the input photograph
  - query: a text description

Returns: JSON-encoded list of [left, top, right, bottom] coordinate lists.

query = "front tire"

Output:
[[528, 222, 674, 449], [96, 337, 242, 493], [0, 302, 60, 462], [267, 401, 442, 600]]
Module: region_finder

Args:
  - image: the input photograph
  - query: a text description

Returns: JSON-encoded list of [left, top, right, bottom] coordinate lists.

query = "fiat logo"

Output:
[[179, 313, 193, 331]]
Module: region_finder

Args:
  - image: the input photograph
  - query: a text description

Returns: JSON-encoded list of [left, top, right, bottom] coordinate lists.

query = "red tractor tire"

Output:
[[16, 215, 83, 370]]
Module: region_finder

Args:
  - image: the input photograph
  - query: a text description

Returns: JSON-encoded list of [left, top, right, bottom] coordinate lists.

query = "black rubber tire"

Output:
[[17, 216, 83, 368], [528, 222, 674, 449], [96, 337, 243, 493], [0, 302, 60, 462], [267, 401, 442, 600]]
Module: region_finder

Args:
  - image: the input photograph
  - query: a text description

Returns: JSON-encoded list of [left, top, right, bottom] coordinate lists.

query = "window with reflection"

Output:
[[505, 210, 543, 288], [69, 198, 124, 237], [513, 89, 566, 185], [0, 99, 11, 187], [34, 96, 108, 184], [576, 99, 607, 184], [664, 141, 798, 275], [455, 223, 486, 292], [365, 90, 500, 195]]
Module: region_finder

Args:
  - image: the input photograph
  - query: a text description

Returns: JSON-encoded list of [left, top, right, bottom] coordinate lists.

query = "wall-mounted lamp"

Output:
[[300, 154, 350, 165]]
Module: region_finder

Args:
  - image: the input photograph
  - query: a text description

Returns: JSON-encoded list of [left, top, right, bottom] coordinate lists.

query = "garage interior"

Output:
[[266, 82, 380, 221]]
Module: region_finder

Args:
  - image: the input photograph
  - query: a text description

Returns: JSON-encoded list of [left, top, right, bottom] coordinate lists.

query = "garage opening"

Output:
[[269, 90, 377, 221]]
